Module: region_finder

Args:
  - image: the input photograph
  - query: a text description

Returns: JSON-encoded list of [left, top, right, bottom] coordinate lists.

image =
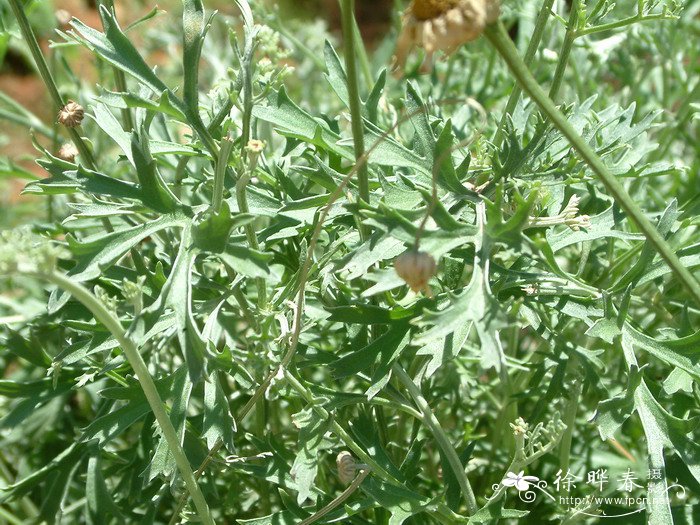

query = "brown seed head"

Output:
[[413, 0, 460, 20], [394, 0, 500, 73], [57, 101, 84, 128], [57, 143, 79, 162], [336, 451, 357, 484], [394, 249, 437, 294]]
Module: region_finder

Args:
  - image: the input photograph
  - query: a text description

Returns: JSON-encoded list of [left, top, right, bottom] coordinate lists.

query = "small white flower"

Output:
[[502, 471, 539, 492]]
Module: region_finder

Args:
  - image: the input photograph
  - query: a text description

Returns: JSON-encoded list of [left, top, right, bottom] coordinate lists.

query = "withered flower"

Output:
[[57, 143, 79, 162], [394, 0, 500, 72], [57, 101, 84, 128], [394, 249, 437, 295]]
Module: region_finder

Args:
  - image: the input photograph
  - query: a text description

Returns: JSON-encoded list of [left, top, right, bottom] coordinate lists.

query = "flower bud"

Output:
[[394, 249, 437, 295], [57, 101, 84, 128]]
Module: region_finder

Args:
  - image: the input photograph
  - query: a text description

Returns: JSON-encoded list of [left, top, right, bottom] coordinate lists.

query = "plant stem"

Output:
[[211, 136, 234, 213], [548, 0, 581, 100], [484, 21, 700, 306], [299, 470, 370, 525], [576, 12, 671, 36], [392, 364, 478, 515], [236, 165, 267, 308], [8, 0, 97, 170], [42, 271, 214, 525], [98, 0, 133, 131], [493, 0, 556, 146], [351, 16, 373, 91], [339, 0, 370, 209], [559, 370, 582, 473]]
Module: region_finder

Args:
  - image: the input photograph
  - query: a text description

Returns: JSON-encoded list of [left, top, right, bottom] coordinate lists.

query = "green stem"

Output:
[[577, 13, 671, 36], [484, 21, 700, 306], [283, 369, 397, 482], [0, 506, 23, 525], [8, 0, 97, 170], [236, 166, 268, 308], [299, 470, 370, 525], [559, 369, 582, 473], [339, 0, 370, 209], [351, 16, 373, 91], [98, 0, 133, 131], [211, 136, 234, 213], [493, 0, 556, 146], [42, 271, 214, 525], [392, 364, 478, 515], [548, 0, 581, 100]]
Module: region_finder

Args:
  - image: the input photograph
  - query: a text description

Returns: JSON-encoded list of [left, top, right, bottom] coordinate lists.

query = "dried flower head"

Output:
[[57, 101, 84, 128], [246, 139, 266, 154], [57, 143, 79, 162], [510, 417, 529, 436], [394, 249, 437, 295], [336, 451, 358, 484], [394, 0, 500, 72]]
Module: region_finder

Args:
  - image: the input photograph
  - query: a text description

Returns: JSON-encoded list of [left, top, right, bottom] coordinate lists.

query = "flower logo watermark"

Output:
[[502, 471, 539, 492], [491, 471, 555, 503]]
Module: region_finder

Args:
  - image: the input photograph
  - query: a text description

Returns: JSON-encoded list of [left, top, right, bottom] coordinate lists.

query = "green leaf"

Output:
[[90, 102, 133, 165], [86, 454, 125, 525], [416, 320, 473, 377], [49, 214, 186, 314], [467, 503, 529, 523], [403, 81, 435, 161], [290, 406, 330, 504], [323, 40, 349, 108], [331, 323, 411, 379], [253, 88, 352, 160], [360, 477, 430, 525], [38, 453, 83, 524], [202, 370, 237, 451], [98, 88, 187, 122], [192, 201, 238, 253], [144, 365, 193, 480], [130, 126, 180, 212], [433, 120, 472, 196], [0, 443, 86, 503], [336, 232, 405, 281], [326, 303, 422, 325], [622, 324, 700, 382], [182, 0, 207, 116], [84, 368, 188, 444], [611, 200, 678, 292], [218, 244, 272, 279], [416, 203, 507, 371], [69, 8, 176, 103], [365, 69, 386, 123], [27, 162, 142, 200]]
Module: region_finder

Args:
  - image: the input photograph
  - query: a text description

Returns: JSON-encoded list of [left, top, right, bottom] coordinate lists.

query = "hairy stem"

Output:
[[211, 136, 234, 213], [493, 0, 556, 146], [8, 0, 97, 169], [548, 0, 581, 100], [299, 470, 370, 525], [392, 364, 478, 515], [98, 0, 134, 131], [484, 21, 700, 306], [42, 272, 214, 525], [339, 0, 370, 209]]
